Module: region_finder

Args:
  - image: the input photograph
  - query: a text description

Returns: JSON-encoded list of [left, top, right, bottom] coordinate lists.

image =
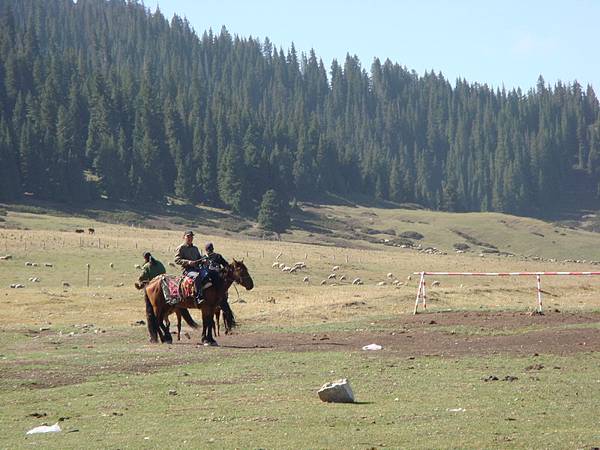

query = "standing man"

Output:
[[137, 251, 166, 286], [174, 230, 206, 304]]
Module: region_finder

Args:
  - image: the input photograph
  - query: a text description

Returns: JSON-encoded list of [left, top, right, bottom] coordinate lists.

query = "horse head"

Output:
[[230, 258, 254, 290]]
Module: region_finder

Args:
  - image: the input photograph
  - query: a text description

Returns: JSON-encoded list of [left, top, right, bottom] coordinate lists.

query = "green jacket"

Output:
[[139, 259, 166, 282]]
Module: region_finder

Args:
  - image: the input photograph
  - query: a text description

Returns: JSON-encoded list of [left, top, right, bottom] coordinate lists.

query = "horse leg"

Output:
[[176, 309, 182, 341], [156, 306, 173, 344], [214, 308, 220, 337], [144, 289, 159, 343], [200, 304, 217, 346]]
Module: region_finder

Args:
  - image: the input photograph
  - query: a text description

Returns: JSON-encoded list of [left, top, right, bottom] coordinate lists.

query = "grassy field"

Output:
[[1, 207, 600, 449]]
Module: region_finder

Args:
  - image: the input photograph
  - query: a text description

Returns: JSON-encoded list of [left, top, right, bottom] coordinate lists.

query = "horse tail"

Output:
[[220, 297, 237, 332], [144, 287, 160, 343], [179, 308, 199, 329]]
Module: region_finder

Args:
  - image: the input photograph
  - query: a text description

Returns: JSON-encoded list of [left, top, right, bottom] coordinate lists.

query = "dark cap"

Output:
[[205, 242, 214, 252], [184, 230, 194, 237], [143, 251, 151, 259]]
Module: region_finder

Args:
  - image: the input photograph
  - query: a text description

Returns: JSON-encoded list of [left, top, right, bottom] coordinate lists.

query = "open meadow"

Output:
[[1, 208, 600, 449]]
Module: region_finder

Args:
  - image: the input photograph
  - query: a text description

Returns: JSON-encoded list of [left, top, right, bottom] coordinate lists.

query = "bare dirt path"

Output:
[[176, 310, 600, 357]]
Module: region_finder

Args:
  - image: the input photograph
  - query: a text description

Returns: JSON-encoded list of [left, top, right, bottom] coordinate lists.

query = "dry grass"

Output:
[[2, 210, 600, 333]]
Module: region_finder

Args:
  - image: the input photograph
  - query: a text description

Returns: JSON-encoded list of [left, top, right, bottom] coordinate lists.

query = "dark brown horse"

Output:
[[143, 260, 253, 345]]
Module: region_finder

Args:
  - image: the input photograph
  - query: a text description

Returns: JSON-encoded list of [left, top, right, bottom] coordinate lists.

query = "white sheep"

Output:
[[109, 262, 114, 268], [327, 273, 336, 280], [377, 281, 386, 286], [31, 263, 38, 267], [387, 272, 393, 279], [289, 267, 297, 274], [25, 262, 32, 266], [339, 275, 346, 281], [352, 278, 362, 285], [320, 280, 327, 285], [332, 265, 340, 271], [431, 280, 440, 287], [407, 275, 412, 281], [276, 252, 283, 260], [272, 262, 279, 268], [303, 276, 309, 283], [278, 263, 285, 269], [282, 266, 292, 272], [294, 262, 306, 269]]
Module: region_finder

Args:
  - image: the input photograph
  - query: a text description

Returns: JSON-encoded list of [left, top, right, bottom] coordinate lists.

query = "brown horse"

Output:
[[143, 260, 253, 345]]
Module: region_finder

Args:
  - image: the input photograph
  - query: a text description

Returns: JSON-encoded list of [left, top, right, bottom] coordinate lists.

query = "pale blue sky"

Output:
[[149, 0, 599, 91]]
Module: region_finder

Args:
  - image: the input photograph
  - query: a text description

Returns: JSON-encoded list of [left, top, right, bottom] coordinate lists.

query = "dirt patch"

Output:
[[2, 311, 599, 389], [209, 310, 600, 357]]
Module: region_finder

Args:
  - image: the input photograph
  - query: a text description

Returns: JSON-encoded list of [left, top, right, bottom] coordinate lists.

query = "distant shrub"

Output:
[[399, 231, 424, 240]]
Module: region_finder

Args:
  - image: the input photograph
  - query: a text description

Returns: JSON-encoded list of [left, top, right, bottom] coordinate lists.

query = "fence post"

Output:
[[536, 274, 543, 314], [86, 263, 90, 287]]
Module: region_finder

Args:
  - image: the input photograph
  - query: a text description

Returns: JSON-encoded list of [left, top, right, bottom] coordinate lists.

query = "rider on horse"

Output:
[[204, 242, 235, 318], [174, 230, 208, 305]]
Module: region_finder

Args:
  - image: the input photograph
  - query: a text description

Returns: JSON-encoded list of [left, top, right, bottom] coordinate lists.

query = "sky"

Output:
[[148, 0, 599, 92]]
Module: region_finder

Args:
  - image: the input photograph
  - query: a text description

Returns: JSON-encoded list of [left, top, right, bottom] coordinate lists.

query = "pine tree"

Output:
[[258, 189, 290, 232]]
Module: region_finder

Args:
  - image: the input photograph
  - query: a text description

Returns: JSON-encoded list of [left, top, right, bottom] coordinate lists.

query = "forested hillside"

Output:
[[1, 0, 599, 216]]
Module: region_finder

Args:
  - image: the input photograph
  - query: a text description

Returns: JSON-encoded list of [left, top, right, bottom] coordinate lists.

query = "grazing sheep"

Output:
[[62, 281, 70, 287], [377, 281, 386, 286], [282, 266, 292, 272], [134, 264, 141, 270], [294, 262, 306, 269], [109, 262, 114, 268], [272, 262, 279, 268], [276, 252, 283, 260], [278, 263, 285, 269], [289, 267, 297, 274], [44, 263, 53, 267], [25, 262, 32, 266], [431, 280, 440, 287], [0, 255, 12, 260], [332, 265, 340, 271], [327, 273, 336, 280], [352, 278, 362, 285], [339, 275, 346, 281], [320, 280, 327, 285], [387, 272, 393, 279], [31, 263, 38, 267], [407, 275, 412, 281], [303, 276, 309, 283], [10, 283, 25, 288]]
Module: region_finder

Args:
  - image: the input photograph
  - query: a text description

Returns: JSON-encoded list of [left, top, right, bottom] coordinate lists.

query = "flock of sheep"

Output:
[[270, 258, 425, 288]]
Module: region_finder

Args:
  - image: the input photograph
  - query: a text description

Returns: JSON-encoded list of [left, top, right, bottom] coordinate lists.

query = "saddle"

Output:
[[159, 269, 218, 306]]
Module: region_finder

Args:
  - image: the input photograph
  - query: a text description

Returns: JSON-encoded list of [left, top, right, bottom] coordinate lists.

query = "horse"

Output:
[[143, 260, 253, 345]]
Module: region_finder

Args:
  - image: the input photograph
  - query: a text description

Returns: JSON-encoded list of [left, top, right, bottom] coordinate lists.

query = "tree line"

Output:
[[1, 0, 599, 218]]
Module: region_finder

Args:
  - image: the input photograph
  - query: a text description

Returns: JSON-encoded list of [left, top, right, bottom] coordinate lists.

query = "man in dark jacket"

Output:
[[204, 242, 235, 321]]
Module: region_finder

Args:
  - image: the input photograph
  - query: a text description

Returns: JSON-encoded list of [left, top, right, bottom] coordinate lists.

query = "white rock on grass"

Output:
[[317, 378, 355, 403]]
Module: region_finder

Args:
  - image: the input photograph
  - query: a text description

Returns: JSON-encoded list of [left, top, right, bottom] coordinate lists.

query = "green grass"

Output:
[[2, 208, 600, 449], [1, 340, 599, 449]]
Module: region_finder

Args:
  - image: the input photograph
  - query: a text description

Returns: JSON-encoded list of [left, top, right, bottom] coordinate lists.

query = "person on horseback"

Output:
[[138, 252, 166, 284], [174, 230, 207, 305], [204, 242, 235, 319]]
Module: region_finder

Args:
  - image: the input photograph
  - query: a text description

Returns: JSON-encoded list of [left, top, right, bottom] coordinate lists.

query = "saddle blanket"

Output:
[[160, 269, 218, 306]]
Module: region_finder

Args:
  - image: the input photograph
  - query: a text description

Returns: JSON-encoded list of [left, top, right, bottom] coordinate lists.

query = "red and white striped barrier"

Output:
[[412, 271, 600, 314]]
